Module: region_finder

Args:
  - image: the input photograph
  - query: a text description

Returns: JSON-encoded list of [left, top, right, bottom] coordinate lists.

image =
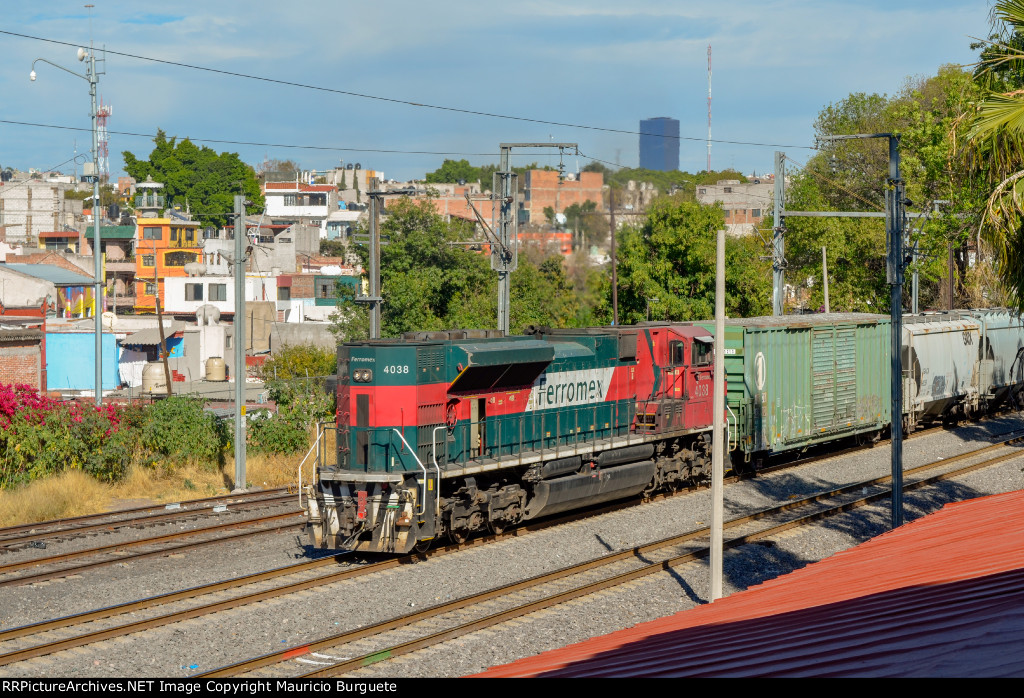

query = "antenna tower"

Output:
[[97, 97, 112, 181], [707, 45, 712, 173]]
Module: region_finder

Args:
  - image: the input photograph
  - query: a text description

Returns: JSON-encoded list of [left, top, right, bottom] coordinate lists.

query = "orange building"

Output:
[[133, 216, 203, 313], [132, 179, 203, 313]]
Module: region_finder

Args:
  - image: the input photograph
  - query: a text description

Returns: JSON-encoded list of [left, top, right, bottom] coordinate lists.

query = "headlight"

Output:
[[353, 369, 373, 382]]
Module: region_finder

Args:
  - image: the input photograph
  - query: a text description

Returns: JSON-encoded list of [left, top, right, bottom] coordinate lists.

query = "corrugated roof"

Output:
[[85, 225, 136, 239], [477, 490, 1024, 678], [122, 321, 185, 346], [2, 263, 92, 285]]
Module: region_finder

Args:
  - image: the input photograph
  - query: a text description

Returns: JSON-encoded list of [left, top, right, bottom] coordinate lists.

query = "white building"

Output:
[[263, 182, 337, 238]]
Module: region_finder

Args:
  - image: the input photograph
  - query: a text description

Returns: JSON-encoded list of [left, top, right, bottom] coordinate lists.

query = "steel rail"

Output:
[[5, 428, 1021, 671], [0, 493, 297, 547], [301, 439, 1024, 678], [198, 434, 1024, 678], [0, 511, 304, 586], [0, 487, 292, 541]]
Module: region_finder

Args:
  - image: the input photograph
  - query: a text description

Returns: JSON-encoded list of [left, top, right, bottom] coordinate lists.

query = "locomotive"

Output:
[[304, 310, 1024, 554]]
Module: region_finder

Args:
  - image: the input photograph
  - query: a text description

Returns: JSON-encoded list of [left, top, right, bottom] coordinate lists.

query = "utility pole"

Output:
[[367, 177, 382, 338], [815, 133, 905, 529], [822, 247, 830, 313], [233, 194, 248, 492], [772, 151, 786, 316], [495, 143, 577, 334], [609, 188, 618, 325], [710, 227, 725, 601]]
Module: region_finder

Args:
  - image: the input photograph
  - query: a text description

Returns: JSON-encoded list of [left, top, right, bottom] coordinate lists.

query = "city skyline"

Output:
[[0, 2, 990, 182]]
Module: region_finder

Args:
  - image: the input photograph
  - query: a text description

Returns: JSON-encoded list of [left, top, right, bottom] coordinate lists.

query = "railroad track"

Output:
[[196, 433, 1024, 678], [0, 507, 305, 587], [0, 488, 295, 550], [1, 423, 1020, 675]]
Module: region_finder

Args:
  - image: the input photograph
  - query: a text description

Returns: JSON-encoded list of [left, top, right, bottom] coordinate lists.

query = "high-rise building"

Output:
[[639, 117, 680, 172]]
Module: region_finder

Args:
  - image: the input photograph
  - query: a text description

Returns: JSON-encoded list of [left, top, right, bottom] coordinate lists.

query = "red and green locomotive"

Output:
[[305, 324, 719, 553]]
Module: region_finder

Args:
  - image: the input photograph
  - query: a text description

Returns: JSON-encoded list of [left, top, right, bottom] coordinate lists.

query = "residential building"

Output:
[[0, 321, 46, 391], [522, 170, 604, 226], [132, 179, 203, 312], [263, 181, 338, 238], [695, 178, 775, 236], [0, 263, 94, 318], [0, 178, 85, 246], [639, 117, 680, 172]]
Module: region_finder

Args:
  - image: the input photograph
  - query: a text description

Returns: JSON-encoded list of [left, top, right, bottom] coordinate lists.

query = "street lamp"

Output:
[[31, 47, 103, 405]]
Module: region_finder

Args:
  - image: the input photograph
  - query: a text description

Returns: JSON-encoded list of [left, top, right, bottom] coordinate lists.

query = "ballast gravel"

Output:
[[0, 415, 1022, 678]]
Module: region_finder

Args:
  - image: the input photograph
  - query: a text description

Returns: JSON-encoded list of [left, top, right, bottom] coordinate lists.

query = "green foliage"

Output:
[[602, 164, 747, 197], [122, 129, 264, 229], [246, 379, 334, 455], [319, 239, 348, 257], [259, 344, 336, 384], [424, 159, 480, 184], [789, 67, 991, 311], [138, 397, 228, 467], [615, 200, 724, 323]]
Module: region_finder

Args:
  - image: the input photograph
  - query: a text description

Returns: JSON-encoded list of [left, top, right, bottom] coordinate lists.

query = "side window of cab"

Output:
[[692, 339, 713, 366], [670, 340, 686, 366]]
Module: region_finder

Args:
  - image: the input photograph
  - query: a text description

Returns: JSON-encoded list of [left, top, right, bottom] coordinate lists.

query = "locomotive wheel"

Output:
[[414, 538, 433, 554], [488, 521, 505, 535], [449, 529, 468, 545]]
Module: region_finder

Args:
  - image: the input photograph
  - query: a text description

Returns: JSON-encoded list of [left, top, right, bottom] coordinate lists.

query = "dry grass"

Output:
[[0, 449, 308, 527], [0, 471, 111, 527]]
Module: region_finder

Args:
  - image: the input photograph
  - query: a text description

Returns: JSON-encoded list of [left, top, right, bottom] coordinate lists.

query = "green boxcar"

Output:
[[694, 314, 891, 461]]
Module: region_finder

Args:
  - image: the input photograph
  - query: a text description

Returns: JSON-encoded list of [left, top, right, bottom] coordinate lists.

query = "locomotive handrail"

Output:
[[391, 428, 428, 517], [430, 425, 444, 518], [296, 421, 333, 511]]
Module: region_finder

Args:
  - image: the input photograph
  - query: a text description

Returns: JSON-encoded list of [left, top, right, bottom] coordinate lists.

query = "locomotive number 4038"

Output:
[[383, 365, 410, 374]]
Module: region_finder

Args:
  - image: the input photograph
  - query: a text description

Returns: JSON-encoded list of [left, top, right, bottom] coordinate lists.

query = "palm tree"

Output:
[[966, 0, 1024, 310]]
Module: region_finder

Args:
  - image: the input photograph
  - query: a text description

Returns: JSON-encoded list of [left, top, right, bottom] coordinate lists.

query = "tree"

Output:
[[424, 159, 480, 184], [962, 0, 1024, 311], [122, 129, 263, 229], [258, 158, 301, 182], [615, 200, 724, 323]]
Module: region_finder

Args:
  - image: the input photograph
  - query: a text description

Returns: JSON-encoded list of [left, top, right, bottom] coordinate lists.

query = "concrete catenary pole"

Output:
[[822, 246, 830, 313], [710, 227, 726, 601], [233, 195, 248, 492]]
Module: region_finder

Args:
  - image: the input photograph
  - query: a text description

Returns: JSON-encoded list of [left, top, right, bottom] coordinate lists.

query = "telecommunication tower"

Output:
[[707, 45, 712, 173], [97, 98, 112, 180]]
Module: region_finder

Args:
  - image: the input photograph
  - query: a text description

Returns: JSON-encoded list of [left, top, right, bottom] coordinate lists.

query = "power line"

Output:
[[0, 29, 817, 152]]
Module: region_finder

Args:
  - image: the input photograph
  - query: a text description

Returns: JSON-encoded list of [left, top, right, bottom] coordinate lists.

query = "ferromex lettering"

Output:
[[525, 368, 614, 411]]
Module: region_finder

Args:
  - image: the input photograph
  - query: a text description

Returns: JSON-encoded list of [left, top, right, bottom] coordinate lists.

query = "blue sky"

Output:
[[0, 1, 992, 182]]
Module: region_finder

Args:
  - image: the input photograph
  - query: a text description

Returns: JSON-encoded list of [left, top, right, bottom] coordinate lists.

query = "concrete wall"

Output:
[[0, 266, 55, 308], [45, 332, 118, 391], [270, 322, 338, 354]]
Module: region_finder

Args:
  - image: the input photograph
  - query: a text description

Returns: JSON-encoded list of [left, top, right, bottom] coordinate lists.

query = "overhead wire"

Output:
[[0, 29, 817, 152]]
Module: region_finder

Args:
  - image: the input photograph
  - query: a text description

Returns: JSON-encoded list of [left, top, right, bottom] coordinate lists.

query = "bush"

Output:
[[245, 379, 334, 455], [258, 344, 336, 384], [0, 385, 141, 487], [138, 396, 228, 467]]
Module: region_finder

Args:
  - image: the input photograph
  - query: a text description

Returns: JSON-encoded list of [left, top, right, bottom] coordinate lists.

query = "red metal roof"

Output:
[[477, 489, 1024, 678]]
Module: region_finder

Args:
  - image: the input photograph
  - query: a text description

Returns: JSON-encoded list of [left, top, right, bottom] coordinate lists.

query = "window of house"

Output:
[[752, 209, 761, 217], [698, 188, 706, 194], [165, 251, 197, 267], [143, 226, 161, 240], [278, 237, 292, 243], [278, 286, 291, 301], [142, 255, 155, 266], [185, 228, 195, 242], [209, 284, 227, 302], [318, 282, 333, 299], [145, 283, 157, 296], [723, 187, 732, 193], [185, 283, 203, 301], [284, 195, 297, 206]]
